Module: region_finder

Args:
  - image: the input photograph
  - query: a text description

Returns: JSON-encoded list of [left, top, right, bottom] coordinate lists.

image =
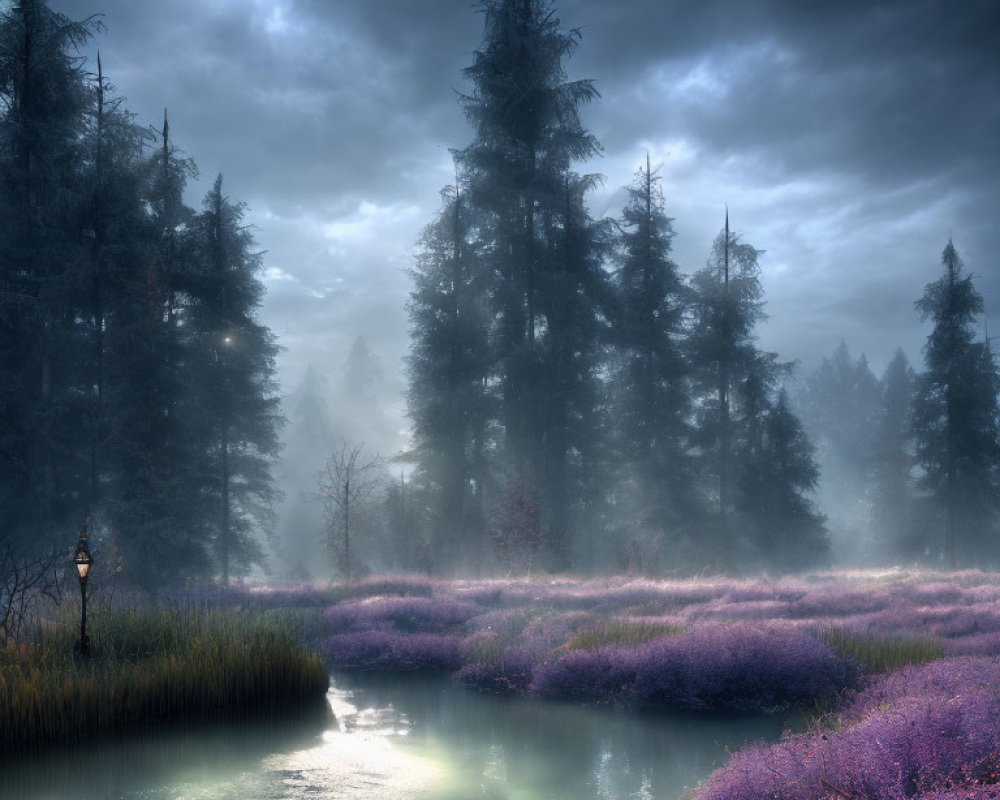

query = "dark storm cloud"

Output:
[[571, 0, 1000, 186], [55, 0, 475, 211], [46, 0, 1000, 424]]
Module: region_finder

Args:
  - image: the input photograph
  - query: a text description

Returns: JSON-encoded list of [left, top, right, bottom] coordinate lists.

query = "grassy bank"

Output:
[[0, 609, 329, 750]]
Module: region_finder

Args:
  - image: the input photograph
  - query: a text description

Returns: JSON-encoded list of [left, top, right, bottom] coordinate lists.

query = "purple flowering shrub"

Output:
[[324, 631, 461, 671], [840, 657, 1000, 724], [534, 626, 854, 712], [633, 625, 855, 711], [532, 645, 636, 703], [696, 658, 1000, 800], [455, 647, 535, 696], [943, 632, 1000, 657]]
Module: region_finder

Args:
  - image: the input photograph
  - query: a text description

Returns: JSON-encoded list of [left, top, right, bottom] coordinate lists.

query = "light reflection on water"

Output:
[[2, 675, 786, 800]]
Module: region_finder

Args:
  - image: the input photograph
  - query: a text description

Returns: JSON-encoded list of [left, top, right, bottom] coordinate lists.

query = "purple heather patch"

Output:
[[533, 625, 854, 712], [455, 647, 535, 696], [696, 657, 1000, 800]]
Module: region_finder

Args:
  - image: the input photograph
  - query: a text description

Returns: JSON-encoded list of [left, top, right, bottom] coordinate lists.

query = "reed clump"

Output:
[[817, 627, 944, 674], [0, 610, 328, 750]]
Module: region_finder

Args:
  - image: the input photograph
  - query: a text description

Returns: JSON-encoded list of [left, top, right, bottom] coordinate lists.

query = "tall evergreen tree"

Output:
[[611, 156, 693, 546], [77, 55, 153, 512], [688, 212, 771, 560], [1, 2, 286, 588], [456, 0, 604, 570], [184, 175, 282, 582], [913, 240, 1000, 566], [688, 213, 823, 569], [407, 182, 491, 571], [738, 389, 828, 570], [537, 173, 612, 568], [870, 348, 918, 559], [102, 112, 208, 588], [0, 0, 97, 549]]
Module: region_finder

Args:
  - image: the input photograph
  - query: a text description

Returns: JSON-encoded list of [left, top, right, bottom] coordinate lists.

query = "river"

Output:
[[3, 674, 785, 799]]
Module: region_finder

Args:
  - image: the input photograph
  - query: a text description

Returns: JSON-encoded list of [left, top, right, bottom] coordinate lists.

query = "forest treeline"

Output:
[[0, 0, 281, 587], [2, 0, 998, 589], [403, 0, 1000, 575]]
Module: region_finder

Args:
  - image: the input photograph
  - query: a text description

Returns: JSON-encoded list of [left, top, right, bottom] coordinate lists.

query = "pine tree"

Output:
[[406, 182, 491, 571], [102, 112, 208, 588], [687, 212, 822, 569], [0, 0, 98, 548], [870, 348, 918, 559], [688, 212, 773, 561], [612, 156, 693, 545], [535, 173, 612, 568], [913, 240, 1000, 566], [184, 175, 282, 582], [456, 0, 604, 570], [738, 389, 828, 570]]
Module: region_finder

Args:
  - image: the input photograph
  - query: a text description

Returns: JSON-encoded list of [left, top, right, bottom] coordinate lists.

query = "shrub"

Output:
[[531, 645, 635, 703], [630, 626, 855, 712], [456, 648, 535, 696], [696, 658, 1000, 800], [534, 626, 853, 712]]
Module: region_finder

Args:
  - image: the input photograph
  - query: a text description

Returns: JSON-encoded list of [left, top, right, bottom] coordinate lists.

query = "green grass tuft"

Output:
[[563, 620, 685, 650], [817, 627, 944, 674]]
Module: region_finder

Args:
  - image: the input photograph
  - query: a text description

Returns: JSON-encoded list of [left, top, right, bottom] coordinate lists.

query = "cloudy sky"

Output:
[[51, 0, 1000, 457]]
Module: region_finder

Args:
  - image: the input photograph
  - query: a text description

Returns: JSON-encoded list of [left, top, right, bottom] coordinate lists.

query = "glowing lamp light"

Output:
[[74, 527, 93, 579]]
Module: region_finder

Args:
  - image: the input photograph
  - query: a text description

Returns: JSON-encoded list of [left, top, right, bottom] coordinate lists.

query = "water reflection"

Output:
[[2, 675, 785, 800], [0, 701, 332, 800], [335, 673, 786, 800]]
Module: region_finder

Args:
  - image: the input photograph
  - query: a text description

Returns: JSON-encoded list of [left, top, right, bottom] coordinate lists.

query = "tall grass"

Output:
[[562, 620, 684, 650], [817, 628, 944, 674], [0, 610, 328, 750]]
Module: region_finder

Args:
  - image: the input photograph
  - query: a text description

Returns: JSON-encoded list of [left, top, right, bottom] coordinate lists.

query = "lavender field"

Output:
[[303, 569, 1000, 799]]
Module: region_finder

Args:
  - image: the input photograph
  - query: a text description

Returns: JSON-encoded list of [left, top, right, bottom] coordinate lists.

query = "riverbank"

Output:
[[315, 569, 1000, 798], [0, 609, 329, 750], [6, 568, 998, 798]]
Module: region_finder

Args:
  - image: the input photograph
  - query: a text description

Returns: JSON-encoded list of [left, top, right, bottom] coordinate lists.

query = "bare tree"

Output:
[[318, 440, 384, 582], [1, 543, 62, 646]]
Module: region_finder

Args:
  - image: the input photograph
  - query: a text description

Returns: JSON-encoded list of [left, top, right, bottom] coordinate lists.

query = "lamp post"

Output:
[[73, 526, 94, 656]]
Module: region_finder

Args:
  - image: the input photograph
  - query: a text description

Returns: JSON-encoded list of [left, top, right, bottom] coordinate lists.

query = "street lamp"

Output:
[[73, 526, 94, 656]]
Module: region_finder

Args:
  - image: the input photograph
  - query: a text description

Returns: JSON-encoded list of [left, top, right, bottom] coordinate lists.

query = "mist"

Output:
[[1, 0, 997, 588]]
